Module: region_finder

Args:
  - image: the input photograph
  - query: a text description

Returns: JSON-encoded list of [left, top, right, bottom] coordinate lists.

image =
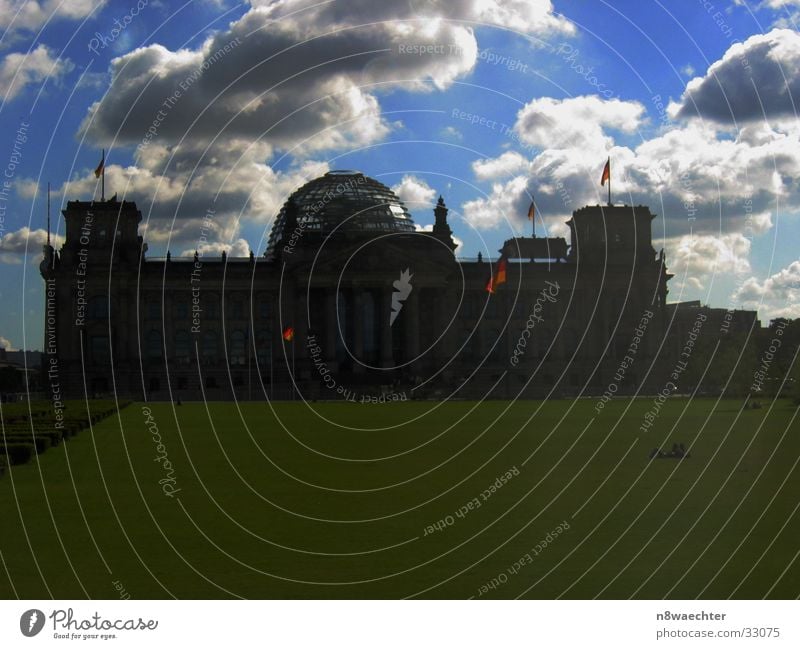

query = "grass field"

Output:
[[0, 397, 798, 599]]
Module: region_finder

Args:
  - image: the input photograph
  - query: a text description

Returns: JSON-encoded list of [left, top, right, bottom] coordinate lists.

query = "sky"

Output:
[[1, 0, 799, 351]]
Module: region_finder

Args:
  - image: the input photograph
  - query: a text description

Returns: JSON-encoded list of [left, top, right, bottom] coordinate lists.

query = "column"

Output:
[[353, 290, 364, 373], [325, 288, 337, 368], [380, 288, 393, 368], [407, 289, 420, 364]]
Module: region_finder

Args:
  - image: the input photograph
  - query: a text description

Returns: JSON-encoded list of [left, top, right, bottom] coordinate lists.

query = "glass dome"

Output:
[[265, 171, 416, 258]]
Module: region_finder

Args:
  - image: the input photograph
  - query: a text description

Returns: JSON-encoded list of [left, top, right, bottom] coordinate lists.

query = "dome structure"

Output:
[[265, 170, 416, 258]]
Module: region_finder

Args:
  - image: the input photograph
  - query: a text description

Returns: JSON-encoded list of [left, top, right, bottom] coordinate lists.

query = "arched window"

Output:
[[201, 331, 218, 362], [258, 297, 270, 320], [229, 330, 246, 366], [146, 300, 160, 320], [230, 298, 245, 320], [145, 330, 162, 359], [255, 329, 271, 367], [174, 330, 190, 361]]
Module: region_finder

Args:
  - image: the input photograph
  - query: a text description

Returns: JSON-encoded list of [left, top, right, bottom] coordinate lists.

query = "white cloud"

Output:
[[0, 0, 105, 34], [180, 237, 251, 258], [439, 126, 463, 141], [462, 175, 531, 231], [665, 233, 752, 290], [515, 95, 646, 150], [0, 44, 74, 102], [463, 90, 800, 238], [59, 149, 329, 255], [732, 260, 800, 318], [391, 175, 436, 208], [14, 178, 39, 199], [0, 335, 15, 351], [0, 226, 63, 263], [472, 151, 531, 180]]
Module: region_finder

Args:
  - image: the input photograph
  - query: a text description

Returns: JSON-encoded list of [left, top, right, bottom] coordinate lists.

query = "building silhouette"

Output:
[[39, 170, 756, 400]]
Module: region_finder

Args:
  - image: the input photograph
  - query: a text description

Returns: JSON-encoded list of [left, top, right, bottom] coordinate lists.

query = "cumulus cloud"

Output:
[[472, 151, 531, 180], [82, 0, 573, 151], [515, 95, 646, 150], [0, 0, 104, 34], [670, 29, 800, 124], [180, 237, 251, 258], [0, 335, 15, 351], [732, 260, 800, 319], [59, 149, 329, 255], [665, 233, 752, 290], [391, 175, 436, 209], [0, 226, 64, 263], [0, 44, 74, 102], [462, 92, 799, 239]]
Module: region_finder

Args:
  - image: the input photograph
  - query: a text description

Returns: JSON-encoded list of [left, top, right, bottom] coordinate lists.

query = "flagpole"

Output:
[[532, 195, 535, 237], [607, 156, 611, 206], [46, 182, 50, 246], [101, 148, 105, 201]]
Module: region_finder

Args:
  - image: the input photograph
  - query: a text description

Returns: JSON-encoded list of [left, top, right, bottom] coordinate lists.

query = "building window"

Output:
[[174, 330, 190, 361], [146, 300, 160, 320], [201, 331, 218, 362], [205, 294, 219, 319], [230, 298, 244, 319], [229, 330, 246, 366], [90, 335, 110, 365], [255, 329, 271, 367], [89, 295, 109, 320], [146, 330, 162, 359]]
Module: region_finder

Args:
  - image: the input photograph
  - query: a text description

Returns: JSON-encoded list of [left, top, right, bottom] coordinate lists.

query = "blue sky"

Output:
[[1, 0, 800, 350]]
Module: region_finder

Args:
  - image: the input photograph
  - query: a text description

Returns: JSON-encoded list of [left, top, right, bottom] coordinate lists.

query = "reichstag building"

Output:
[[41, 169, 683, 400]]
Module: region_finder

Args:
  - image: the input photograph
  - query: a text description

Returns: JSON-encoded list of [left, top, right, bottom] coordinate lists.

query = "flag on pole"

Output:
[[527, 201, 535, 221], [282, 326, 295, 342], [486, 257, 508, 294], [94, 152, 105, 179], [600, 158, 610, 186]]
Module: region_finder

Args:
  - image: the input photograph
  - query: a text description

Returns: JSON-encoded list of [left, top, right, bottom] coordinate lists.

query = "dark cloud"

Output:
[[671, 29, 800, 124]]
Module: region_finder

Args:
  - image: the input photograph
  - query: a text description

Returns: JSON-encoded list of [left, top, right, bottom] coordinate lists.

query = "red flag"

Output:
[[600, 158, 610, 186], [527, 202, 535, 221], [494, 257, 507, 287], [282, 326, 294, 342], [486, 258, 507, 294]]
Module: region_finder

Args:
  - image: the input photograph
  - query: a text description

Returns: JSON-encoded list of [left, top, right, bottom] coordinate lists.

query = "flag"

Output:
[[94, 152, 105, 179], [282, 326, 294, 342], [600, 158, 610, 186], [486, 258, 508, 294], [527, 201, 535, 221]]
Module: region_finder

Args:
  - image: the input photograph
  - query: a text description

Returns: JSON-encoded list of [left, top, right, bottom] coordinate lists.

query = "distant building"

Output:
[[39, 169, 753, 400]]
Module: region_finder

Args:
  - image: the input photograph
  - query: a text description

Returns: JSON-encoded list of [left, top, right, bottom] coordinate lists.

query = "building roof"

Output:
[[265, 171, 416, 258]]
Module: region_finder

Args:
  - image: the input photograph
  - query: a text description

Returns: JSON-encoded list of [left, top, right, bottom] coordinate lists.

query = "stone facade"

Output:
[[40, 171, 693, 400]]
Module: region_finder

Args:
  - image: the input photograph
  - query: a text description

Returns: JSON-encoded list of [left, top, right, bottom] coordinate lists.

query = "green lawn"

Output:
[[0, 397, 798, 599]]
